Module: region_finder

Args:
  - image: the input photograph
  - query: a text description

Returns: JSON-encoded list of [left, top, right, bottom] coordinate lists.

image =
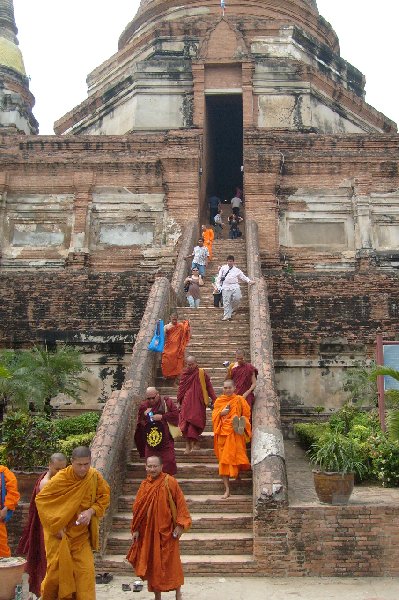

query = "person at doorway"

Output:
[[230, 194, 243, 216], [134, 387, 179, 476], [225, 350, 258, 410], [185, 238, 209, 277], [228, 213, 243, 239], [216, 255, 255, 321], [208, 193, 221, 225], [212, 379, 251, 499], [201, 224, 214, 259], [161, 313, 190, 382], [184, 267, 204, 309], [126, 456, 192, 600], [17, 453, 67, 598]]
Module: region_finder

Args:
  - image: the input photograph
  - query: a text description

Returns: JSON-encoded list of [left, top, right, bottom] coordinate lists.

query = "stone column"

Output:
[[353, 175, 373, 251], [67, 171, 95, 267], [192, 63, 205, 128], [242, 61, 254, 128], [0, 171, 8, 262]]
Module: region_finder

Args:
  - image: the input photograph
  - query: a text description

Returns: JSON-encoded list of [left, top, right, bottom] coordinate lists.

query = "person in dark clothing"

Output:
[[208, 195, 221, 225]]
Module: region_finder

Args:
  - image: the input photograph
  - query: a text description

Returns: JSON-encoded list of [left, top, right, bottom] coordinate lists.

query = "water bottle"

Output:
[[148, 411, 154, 422]]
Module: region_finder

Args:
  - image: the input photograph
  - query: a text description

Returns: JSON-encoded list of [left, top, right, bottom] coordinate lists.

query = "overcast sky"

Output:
[[12, 0, 399, 134]]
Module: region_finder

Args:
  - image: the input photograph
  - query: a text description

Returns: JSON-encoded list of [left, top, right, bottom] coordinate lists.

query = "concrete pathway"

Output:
[[94, 576, 399, 600]]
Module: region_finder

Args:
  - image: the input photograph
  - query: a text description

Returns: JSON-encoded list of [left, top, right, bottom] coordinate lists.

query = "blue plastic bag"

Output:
[[148, 319, 165, 353]]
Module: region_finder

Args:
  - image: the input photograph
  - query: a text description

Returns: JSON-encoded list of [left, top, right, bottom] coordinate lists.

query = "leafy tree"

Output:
[[371, 366, 399, 441], [0, 346, 87, 418]]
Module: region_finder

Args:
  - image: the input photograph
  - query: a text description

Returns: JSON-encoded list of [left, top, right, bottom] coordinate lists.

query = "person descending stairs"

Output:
[[97, 237, 255, 576]]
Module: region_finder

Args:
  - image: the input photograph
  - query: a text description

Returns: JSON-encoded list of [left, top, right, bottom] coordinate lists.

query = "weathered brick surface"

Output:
[[254, 505, 399, 576]]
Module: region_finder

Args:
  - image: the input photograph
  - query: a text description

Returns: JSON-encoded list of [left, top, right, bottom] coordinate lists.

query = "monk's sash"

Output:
[[199, 368, 209, 406]]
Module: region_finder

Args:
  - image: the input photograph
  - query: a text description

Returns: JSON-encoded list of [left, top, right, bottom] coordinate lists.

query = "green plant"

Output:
[[343, 361, 377, 407], [371, 366, 399, 441], [57, 432, 96, 458], [0, 444, 6, 464], [54, 412, 100, 439], [2, 411, 57, 469], [294, 422, 328, 449], [368, 434, 399, 487], [308, 430, 367, 477]]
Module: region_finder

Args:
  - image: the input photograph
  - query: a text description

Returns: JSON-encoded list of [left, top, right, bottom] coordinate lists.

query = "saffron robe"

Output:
[[177, 367, 216, 440], [17, 472, 47, 596], [227, 362, 258, 409], [126, 472, 192, 593], [212, 394, 252, 478], [202, 227, 214, 259], [0, 465, 20, 558], [161, 321, 190, 378], [134, 396, 179, 475], [35, 466, 110, 600]]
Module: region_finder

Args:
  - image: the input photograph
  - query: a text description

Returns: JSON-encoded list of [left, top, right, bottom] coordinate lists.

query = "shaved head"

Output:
[[186, 356, 197, 369], [71, 446, 91, 460], [50, 453, 67, 464]]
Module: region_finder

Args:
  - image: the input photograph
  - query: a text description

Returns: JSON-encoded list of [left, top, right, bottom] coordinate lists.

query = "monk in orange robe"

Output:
[[212, 379, 251, 499], [126, 455, 192, 600], [0, 464, 20, 557], [17, 453, 67, 598], [201, 224, 214, 259], [161, 313, 190, 381], [35, 446, 110, 600]]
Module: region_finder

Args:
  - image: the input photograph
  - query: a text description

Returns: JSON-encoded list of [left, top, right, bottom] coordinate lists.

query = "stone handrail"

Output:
[[91, 220, 196, 551], [245, 219, 288, 513], [171, 220, 198, 306]]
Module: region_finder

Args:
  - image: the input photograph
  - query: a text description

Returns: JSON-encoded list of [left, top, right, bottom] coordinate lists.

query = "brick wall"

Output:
[[0, 269, 154, 348], [254, 505, 399, 576], [267, 271, 399, 357]]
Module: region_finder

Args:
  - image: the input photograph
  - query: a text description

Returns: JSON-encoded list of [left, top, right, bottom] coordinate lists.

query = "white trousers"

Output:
[[222, 286, 242, 318]]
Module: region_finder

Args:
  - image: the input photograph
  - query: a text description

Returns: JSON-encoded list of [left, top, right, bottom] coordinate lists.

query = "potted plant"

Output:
[[308, 430, 366, 505]]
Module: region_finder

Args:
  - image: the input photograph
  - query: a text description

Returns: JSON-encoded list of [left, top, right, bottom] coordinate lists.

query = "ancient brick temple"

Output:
[[2, 0, 399, 577]]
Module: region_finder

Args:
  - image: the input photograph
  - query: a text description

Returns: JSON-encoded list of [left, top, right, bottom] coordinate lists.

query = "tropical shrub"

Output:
[[54, 412, 100, 439], [1, 411, 57, 469], [57, 432, 96, 458], [308, 430, 367, 477]]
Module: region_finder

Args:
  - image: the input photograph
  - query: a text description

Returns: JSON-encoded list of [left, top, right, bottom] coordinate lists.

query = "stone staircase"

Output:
[[98, 237, 256, 575]]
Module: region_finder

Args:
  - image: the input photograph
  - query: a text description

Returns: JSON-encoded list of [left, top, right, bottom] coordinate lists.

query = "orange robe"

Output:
[[126, 472, 192, 593], [161, 320, 190, 378], [212, 394, 252, 478], [0, 465, 20, 557], [202, 227, 214, 259], [35, 466, 110, 600]]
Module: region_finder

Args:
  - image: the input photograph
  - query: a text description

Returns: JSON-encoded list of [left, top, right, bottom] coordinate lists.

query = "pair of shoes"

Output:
[[122, 583, 131, 591], [96, 572, 113, 584], [232, 415, 246, 435]]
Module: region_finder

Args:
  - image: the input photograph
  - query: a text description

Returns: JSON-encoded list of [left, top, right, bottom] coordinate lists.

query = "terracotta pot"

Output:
[[0, 558, 27, 600], [313, 470, 354, 505], [14, 470, 43, 502]]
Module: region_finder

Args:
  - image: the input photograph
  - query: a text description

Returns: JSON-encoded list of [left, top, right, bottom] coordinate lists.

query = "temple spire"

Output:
[[0, 0, 18, 44]]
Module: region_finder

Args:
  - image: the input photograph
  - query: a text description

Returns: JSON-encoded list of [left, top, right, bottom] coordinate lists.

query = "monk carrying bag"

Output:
[[145, 421, 164, 449], [148, 319, 165, 353]]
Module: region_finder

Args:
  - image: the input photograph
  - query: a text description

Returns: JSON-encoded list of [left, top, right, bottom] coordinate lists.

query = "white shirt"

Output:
[[216, 264, 251, 290], [231, 197, 243, 209]]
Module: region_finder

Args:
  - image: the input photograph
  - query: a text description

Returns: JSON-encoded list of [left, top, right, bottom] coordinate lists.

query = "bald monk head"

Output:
[[235, 350, 246, 365], [71, 446, 91, 480], [223, 379, 236, 397], [186, 356, 197, 370], [48, 453, 67, 478], [145, 455, 163, 480], [170, 313, 178, 325], [145, 387, 160, 407]]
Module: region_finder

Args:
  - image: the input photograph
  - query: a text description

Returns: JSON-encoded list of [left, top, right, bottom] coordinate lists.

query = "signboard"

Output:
[[383, 344, 399, 391]]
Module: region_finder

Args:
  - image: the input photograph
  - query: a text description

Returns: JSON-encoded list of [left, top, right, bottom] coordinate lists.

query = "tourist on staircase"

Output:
[[134, 387, 179, 476], [225, 349, 258, 410], [126, 455, 192, 600], [161, 314, 190, 384], [230, 192, 243, 216], [212, 380, 252, 500], [185, 238, 209, 277], [216, 255, 255, 321], [184, 267, 204, 309], [213, 208, 223, 238], [201, 223, 214, 259], [228, 213, 243, 239], [208, 193, 221, 225], [177, 355, 216, 454]]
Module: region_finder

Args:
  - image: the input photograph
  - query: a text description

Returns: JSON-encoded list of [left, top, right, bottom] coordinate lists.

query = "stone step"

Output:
[[96, 553, 256, 576], [126, 462, 252, 480], [122, 477, 252, 496], [118, 493, 253, 513], [106, 530, 253, 555], [112, 511, 253, 531]]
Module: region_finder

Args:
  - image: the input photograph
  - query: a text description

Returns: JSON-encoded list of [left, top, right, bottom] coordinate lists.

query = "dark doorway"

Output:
[[205, 94, 243, 203]]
